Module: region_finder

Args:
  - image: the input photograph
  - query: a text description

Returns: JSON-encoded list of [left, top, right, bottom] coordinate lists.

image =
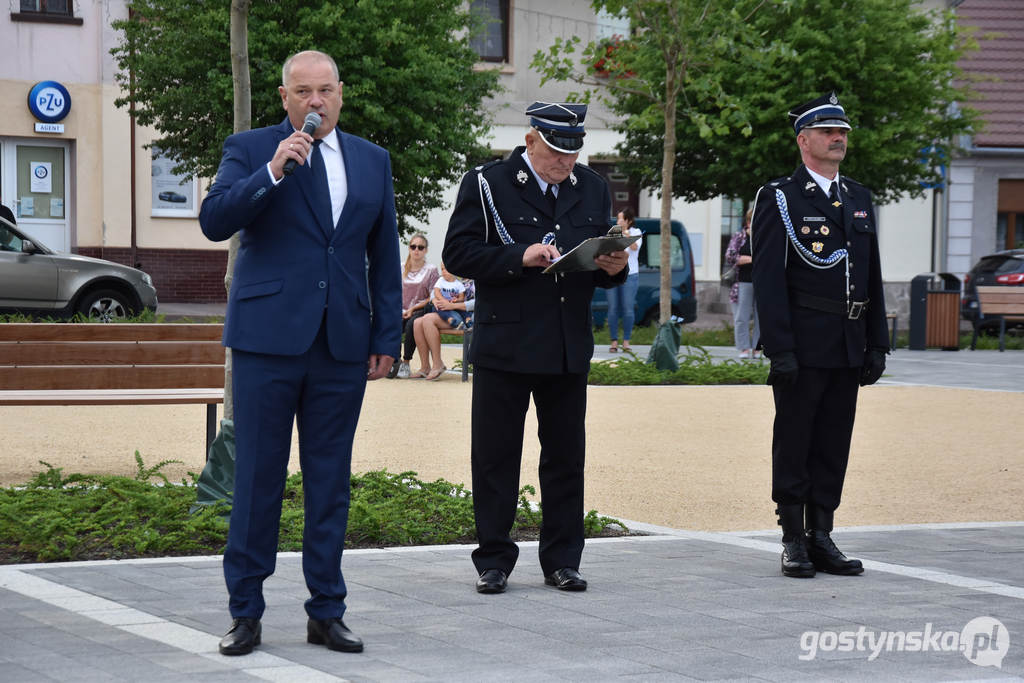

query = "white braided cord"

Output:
[[478, 173, 556, 246]]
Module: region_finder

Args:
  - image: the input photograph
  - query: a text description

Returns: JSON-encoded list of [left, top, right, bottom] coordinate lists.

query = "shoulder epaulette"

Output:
[[765, 175, 792, 189], [473, 158, 503, 173]]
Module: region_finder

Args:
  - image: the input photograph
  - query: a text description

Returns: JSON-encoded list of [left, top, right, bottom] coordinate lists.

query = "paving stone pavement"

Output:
[[1, 523, 1022, 682]]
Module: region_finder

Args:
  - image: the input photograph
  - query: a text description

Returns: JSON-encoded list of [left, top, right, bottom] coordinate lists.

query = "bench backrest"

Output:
[[976, 286, 1024, 318], [0, 323, 225, 391]]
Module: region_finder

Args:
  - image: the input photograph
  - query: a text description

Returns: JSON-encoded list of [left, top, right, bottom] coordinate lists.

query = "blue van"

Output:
[[591, 218, 698, 327]]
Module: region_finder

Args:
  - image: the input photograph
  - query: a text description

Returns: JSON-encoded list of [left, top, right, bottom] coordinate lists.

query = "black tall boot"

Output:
[[776, 504, 815, 578], [805, 505, 864, 575]]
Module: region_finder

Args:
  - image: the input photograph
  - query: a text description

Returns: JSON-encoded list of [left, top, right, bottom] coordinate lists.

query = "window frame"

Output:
[[12, 0, 81, 25], [469, 0, 511, 64]]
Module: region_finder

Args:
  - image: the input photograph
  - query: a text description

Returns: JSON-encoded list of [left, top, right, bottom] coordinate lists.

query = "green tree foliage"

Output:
[[613, 0, 980, 205], [533, 0, 773, 323], [111, 0, 500, 233]]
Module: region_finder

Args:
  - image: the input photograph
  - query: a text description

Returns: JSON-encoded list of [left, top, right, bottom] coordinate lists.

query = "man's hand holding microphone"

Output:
[[270, 112, 322, 180]]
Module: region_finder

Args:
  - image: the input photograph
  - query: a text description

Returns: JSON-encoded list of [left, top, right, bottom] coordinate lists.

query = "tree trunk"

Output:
[[223, 0, 251, 421], [659, 62, 677, 325]]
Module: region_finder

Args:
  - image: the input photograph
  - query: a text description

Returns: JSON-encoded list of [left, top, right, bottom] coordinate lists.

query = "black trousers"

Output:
[[400, 307, 427, 361], [470, 365, 588, 576], [771, 366, 860, 511]]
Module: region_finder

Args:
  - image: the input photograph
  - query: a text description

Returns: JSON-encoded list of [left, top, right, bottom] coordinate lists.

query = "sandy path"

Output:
[[3, 347, 1020, 531]]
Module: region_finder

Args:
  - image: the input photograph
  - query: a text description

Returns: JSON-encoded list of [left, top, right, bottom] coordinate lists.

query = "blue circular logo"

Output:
[[27, 81, 72, 123], [34, 165, 48, 180]]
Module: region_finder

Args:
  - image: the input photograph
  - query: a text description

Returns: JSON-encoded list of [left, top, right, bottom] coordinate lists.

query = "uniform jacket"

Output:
[[442, 147, 625, 374], [750, 164, 888, 368], [199, 118, 401, 362]]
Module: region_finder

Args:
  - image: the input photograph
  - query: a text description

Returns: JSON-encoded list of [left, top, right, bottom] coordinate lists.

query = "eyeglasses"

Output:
[[409, 244, 426, 251]]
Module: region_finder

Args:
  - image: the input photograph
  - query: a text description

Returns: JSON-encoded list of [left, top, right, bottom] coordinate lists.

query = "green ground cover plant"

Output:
[[0, 454, 626, 565], [589, 346, 769, 385]]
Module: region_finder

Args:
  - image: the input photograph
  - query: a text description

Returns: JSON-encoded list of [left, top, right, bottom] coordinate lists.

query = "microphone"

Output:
[[282, 111, 322, 176]]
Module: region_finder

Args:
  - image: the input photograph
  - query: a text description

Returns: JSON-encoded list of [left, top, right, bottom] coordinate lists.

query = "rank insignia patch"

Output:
[[515, 170, 528, 185], [569, 172, 578, 186]]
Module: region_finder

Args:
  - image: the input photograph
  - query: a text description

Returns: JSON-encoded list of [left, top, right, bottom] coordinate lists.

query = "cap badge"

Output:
[[820, 226, 830, 236], [569, 172, 577, 186], [812, 241, 824, 253], [516, 170, 528, 185], [829, 93, 838, 105], [800, 226, 811, 235]]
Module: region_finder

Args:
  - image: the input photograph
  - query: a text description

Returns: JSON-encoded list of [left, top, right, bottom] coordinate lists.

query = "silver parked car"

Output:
[[0, 213, 158, 320]]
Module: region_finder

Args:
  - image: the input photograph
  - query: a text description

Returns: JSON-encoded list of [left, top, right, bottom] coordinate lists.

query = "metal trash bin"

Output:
[[909, 273, 960, 351]]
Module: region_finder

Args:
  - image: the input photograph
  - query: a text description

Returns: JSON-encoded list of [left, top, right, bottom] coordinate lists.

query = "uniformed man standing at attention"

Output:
[[443, 102, 628, 594], [750, 92, 889, 579]]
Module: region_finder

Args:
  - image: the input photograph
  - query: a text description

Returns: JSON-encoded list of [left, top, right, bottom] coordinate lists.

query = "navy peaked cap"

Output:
[[526, 101, 587, 153], [789, 92, 852, 134]]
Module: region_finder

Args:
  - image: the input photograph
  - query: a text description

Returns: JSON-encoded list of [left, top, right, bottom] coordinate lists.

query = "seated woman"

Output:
[[391, 233, 439, 378], [412, 275, 474, 381]]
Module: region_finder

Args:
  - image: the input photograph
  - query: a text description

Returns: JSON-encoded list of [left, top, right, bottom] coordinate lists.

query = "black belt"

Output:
[[790, 290, 869, 320]]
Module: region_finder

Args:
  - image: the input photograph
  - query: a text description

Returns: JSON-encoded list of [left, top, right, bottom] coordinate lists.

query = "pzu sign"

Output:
[[28, 81, 72, 124]]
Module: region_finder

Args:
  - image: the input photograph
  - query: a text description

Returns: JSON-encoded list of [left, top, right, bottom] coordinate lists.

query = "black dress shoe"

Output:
[[307, 617, 364, 652], [476, 568, 507, 594], [806, 530, 864, 575], [544, 567, 587, 591], [219, 617, 261, 656]]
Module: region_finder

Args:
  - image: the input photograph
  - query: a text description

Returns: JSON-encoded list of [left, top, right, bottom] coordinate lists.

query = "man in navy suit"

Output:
[[200, 50, 401, 656]]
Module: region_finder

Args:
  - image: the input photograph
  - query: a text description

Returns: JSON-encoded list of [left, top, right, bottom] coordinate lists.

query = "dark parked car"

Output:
[[158, 191, 188, 203], [961, 248, 1024, 330], [0, 215, 158, 320], [591, 218, 697, 327]]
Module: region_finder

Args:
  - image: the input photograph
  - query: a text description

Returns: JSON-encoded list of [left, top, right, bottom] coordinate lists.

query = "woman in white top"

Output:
[[606, 207, 642, 353], [390, 233, 439, 378]]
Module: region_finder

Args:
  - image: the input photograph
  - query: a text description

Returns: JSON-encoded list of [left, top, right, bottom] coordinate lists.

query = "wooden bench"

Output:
[[971, 286, 1024, 352], [0, 323, 225, 456]]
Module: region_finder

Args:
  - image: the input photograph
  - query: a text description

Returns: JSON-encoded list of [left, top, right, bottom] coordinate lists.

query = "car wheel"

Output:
[[77, 289, 136, 322]]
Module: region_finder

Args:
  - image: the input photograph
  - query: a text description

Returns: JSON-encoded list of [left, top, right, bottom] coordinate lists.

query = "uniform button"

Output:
[[327, 246, 334, 254], [847, 241, 852, 246], [533, 217, 538, 222], [560, 296, 566, 303], [558, 246, 564, 253], [507, 269, 514, 275], [850, 285, 855, 291], [555, 224, 561, 230], [318, 281, 327, 289]]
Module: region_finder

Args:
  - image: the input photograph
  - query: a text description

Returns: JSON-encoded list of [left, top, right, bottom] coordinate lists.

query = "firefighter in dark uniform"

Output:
[[443, 102, 627, 594], [750, 92, 889, 579]]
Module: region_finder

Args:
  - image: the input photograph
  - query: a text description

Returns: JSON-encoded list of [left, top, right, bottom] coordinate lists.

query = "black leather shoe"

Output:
[[805, 530, 864, 575], [781, 536, 816, 578], [544, 567, 587, 591], [219, 617, 261, 656], [476, 568, 507, 594], [307, 617, 364, 653]]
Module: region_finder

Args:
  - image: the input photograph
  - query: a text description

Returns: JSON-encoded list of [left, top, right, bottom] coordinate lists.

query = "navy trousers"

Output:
[[225, 322, 367, 620]]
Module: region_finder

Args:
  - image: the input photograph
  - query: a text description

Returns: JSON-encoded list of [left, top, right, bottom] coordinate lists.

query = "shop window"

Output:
[[13, 0, 82, 24], [470, 0, 510, 63]]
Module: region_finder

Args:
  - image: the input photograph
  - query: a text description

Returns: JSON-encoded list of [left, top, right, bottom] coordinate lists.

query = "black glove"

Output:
[[860, 348, 887, 386], [767, 351, 799, 387]]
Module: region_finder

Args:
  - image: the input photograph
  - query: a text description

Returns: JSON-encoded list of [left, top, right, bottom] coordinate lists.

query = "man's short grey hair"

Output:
[[282, 51, 340, 86]]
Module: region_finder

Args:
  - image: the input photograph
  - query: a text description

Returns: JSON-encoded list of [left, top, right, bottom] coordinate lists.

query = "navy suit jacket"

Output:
[[200, 118, 401, 362]]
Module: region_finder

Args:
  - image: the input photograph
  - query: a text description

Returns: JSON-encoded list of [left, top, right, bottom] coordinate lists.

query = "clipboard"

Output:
[[542, 233, 640, 274]]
